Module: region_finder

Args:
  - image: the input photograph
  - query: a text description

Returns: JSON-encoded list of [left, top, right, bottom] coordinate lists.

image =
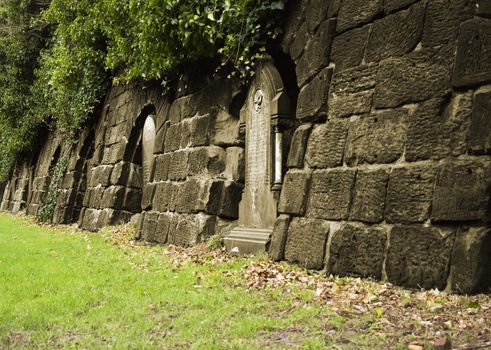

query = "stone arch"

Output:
[[225, 58, 292, 254]]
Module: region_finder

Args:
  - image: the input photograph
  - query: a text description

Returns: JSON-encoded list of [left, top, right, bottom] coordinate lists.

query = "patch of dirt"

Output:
[[5, 331, 30, 349]]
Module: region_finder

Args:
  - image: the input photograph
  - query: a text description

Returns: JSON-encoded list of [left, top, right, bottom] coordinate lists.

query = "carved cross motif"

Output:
[[253, 89, 264, 112]]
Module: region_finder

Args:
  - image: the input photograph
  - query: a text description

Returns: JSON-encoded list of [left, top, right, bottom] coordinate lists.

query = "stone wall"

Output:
[[271, 0, 491, 294], [0, 0, 490, 294]]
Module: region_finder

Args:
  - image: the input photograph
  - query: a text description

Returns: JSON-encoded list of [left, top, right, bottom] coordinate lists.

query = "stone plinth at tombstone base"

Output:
[[224, 227, 272, 255]]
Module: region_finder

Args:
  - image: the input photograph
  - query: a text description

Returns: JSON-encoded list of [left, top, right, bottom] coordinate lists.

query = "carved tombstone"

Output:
[[224, 60, 291, 254], [142, 115, 156, 183]]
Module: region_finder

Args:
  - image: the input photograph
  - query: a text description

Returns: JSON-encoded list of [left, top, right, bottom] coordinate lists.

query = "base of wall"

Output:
[[224, 227, 272, 255]]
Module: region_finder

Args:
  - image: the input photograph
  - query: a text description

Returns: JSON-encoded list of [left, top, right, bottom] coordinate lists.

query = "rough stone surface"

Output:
[[331, 25, 370, 71], [328, 223, 387, 279], [336, 0, 382, 33], [329, 64, 377, 118], [269, 215, 291, 261], [385, 165, 436, 223], [345, 109, 408, 166], [278, 170, 311, 215], [469, 89, 491, 154], [296, 67, 333, 121], [212, 110, 241, 146], [153, 154, 171, 182], [188, 146, 226, 176], [168, 150, 189, 181], [305, 120, 348, 168], [386, 225, 455, 290], [217, 181, 243, 219], [307, 169, 356, 220], [350, 169, 389, 223], [406, 95, 473, 161], [175, 179, 214, 214], [374, 50, 452, 109], [153, 182, 178, 212], [141, 211, 159, 242], [171, 214, 215, 246], [153, 212, 178, 244], [432, 160, 491, 222], [141, 183, 155, 210], [284, 218, 330, 269], [365, 2, 425, 62], [383, 0, 419, 13], [287, 124, 312, 169], [296, 19, 336, 87], [223, 147, 245, 182], [449, 227, 491, 294]]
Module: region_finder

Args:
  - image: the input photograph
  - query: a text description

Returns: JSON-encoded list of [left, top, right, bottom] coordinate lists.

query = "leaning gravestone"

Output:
[[224, 59, 291, 254], [142, 115, 156, 183]]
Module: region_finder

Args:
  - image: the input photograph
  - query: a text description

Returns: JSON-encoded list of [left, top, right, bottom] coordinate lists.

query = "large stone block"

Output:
[[385, 165, 436, 223], [164, 123, 183, 152], [386, 225, 455, 290], [449, 227, 491, 294], [152, 182, 176, 212], [188, 146, 226, 176], [175, 179, 220, 214], [153, 154, 171, 182], [154, 120, 170, 155], [350, 169, 389, 223], [328, 223, 387, 279], [179, 118, 191, 149], [365, 2, 425, 62], [89, 187, 105, 209], [432, 160, 491, 222], [305, 0, 330, 33], [153, 212, 178, 244], [296, 67, 333, 122], [223, 147, 245, 182], [345, 109, 408, 166], [188, 114, 212, 147], [307, 169, 356, 220], [328, 64, 378, 118], [469, 89, 491, 154], [90, 166, 113, 187], [212, 110, 241, 146], [423, 0, 475, 48], [374, 50, 452, 109], [278, 170, 311, 216], [217, 180, 243, 219], [305, 120, 348, 168], [141, 183, 155, 210], [141, 211, 159, 242], [330, 25, 370, 71], [123, 189, 142, 212], [336, 0, 382, 33], [284, 218, 330, 269], [170, 214, 216, 246], [296, 19, 336, 87], [127, 164, 142, 189], [110, 162, 131, 185], [287, 124, 312, 169], [406, 94, 473, 161], [269, 215, 291, 261], [168, 150, 189, 181], [101, 186, 125, 209], [289, 23, 310, 61]]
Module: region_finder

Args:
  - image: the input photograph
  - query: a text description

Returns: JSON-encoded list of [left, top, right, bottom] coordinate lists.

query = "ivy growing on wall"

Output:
[[0, 0, 285, 181]]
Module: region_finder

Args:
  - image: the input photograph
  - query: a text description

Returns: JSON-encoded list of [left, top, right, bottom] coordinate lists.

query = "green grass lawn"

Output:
[[0, 213, 489, 349]]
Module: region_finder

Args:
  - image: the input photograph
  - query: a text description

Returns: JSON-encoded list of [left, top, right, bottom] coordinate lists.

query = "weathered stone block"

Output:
[[175, 179, 219, 214], [406, 95, 473, 161], [269, 215, 291, 261], [127, 164, 142, 189], [61, 171, 81, 190], [102, 143, 125, 165], [278, 170, 311, 215], [374, 50, 451, 109], [101, 186, 125, 209], [224, 147, 245, 182], [336, 0, 382, 33], [141, 183, 155, 210], [305, 120, 348, 168], [123, 189, 142, 212], [188, 114, 212, 147], [171, 214, 216, 246], [423, 0, 475, 48], [217, 181, 243, 219], [329, 64, 377, 118], [385, 165, 436, 223], [287, 124, 312, 169], [141, 211, 159, 242], [164, 123, 182, 152], [188, 146, 226, 176], [110, 162, 131, 186], [289, 23, 310, 61], [328, 223, 387, 279], [350, 169, 389, 223], [280, 1, 306, 55], [212, 110, 241, 146], [345, 109, 408, 166], [168, 151, 189, 181], [386, 225, 455, 290], [296, 19, 336, 86], [153, 212, 178, 244], [469, 89, 491, 154], [307, 169, 356, 220], [296, 67, 333, 121], [153, 154, 171, 182], [154, 121, 169, 154], [383, 0, 419, 13], [179, 118, 191, 149], [306, 0, 330, 33], [432, 160, 491, 222], [153, 182, 178, 212], [90, 166, 113, 187], [365, 2, 425, 62], [449, 227, 491, 294], [284, 218, 330, 269], [331, 25, 370, 71], [89, 187, 105, 209]]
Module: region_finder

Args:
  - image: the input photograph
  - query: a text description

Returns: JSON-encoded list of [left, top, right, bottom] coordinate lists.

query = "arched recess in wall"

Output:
[[122, 104, 156, 214]]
